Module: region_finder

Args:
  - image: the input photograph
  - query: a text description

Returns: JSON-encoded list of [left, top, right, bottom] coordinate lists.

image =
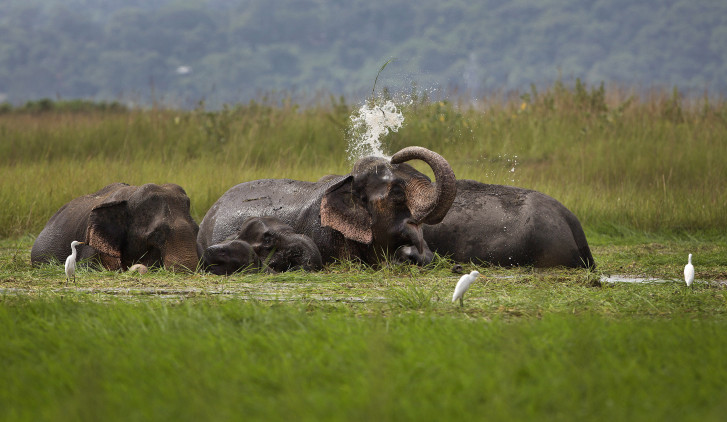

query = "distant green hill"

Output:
[[1, 0, 725, 106]]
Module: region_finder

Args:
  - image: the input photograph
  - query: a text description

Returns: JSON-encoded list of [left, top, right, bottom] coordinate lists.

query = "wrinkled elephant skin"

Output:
[[198, 147, 457, 266], [423, 180, 595, 268], [202, 216, 322, 274], [31, 183, 200, 272], [202, 240, 260, 275]]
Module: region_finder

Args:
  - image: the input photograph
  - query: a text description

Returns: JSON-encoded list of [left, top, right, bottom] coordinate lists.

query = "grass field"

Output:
[[3, 295, 727, 421], [2, 84, 726, 237], [1, 83, 727, 420]]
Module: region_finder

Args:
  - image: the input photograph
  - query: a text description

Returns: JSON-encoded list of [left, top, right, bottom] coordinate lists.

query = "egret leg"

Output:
[[459, 297, 464, 307]]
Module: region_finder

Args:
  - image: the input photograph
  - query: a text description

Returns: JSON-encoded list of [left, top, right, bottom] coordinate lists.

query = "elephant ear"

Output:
[[237, 217, 274, 251], [237, 218, 268, 243], [320, 176, 372, 244], [86, 199, 128, 270]]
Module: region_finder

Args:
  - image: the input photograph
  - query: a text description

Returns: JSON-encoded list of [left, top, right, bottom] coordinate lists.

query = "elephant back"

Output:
[[198, 178, 338, 250]]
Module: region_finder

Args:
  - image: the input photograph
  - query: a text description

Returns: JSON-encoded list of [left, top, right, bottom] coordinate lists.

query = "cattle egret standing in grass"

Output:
[[684, 253, 694, 288], [453, 270, 480, 307], [65, 241, 84, 284]]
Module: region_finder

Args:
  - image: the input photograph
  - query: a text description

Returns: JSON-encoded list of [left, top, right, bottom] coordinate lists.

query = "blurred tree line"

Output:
[[0, 0, 725, 107]]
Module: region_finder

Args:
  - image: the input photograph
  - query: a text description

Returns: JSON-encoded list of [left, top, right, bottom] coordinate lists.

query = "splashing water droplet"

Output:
[[346, 100, 405, 161]]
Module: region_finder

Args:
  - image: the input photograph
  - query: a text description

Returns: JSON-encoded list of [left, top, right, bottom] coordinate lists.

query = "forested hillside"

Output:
[[1, 0, 725, 107]]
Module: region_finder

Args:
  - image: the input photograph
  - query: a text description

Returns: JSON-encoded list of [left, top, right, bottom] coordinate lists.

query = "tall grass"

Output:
[[2, 296, 727, 421], [1, 83, 725, 238]]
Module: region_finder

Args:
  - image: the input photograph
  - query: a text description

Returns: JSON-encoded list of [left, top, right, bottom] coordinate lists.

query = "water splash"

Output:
[[477, 153, 520, 184], [507, 154, 519, 183], [346, 100, 405, 161]]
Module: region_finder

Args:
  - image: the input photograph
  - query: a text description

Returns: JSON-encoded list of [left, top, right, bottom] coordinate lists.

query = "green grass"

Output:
[[2, 296, 727, 421], [2, 236, 727, 421], [1, 83, 726, 237], [2, 83, 727, 420]]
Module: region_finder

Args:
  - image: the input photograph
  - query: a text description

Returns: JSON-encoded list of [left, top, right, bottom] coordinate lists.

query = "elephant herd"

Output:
[[31, 146, 595, 274]]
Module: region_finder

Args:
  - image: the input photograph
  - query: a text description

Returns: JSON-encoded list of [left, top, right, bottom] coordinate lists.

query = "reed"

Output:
[[2, 295, 727, 421], [1, 82, 725, 239]]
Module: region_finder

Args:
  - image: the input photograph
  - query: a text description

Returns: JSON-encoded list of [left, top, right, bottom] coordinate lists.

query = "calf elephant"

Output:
[[423, 180, 595, 268], [202, 240, 261, 275], [202, 216, 323, 275], [31, 183, 200, 272], [198, 146, 457, 266]]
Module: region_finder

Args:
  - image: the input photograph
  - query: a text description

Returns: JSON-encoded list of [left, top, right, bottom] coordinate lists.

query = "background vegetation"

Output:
[[1, 0, 726, 107], [1, 81, 725, 241]]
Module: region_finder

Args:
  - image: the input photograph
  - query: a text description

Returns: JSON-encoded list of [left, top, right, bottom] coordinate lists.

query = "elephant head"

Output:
[[237, 216, 323, 272], [201, 217, 323, 274], [202, 240, 261, 275], [86, 183, 200, 271], [320, 146, 456, 265]]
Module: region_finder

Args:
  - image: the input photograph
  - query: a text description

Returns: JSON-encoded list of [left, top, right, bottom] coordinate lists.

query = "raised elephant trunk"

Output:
[[390, 146, 457, 225]]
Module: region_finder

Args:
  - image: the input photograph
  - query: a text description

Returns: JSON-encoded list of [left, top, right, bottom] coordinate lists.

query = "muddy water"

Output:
[[3, 275, 724, 302], [600, 275, 727, 286], [600, 275, 677, 284], [0, 285, 387, 303]]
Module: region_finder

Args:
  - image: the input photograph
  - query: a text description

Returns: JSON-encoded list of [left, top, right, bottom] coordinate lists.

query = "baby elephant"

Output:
[[201, 217, 323, 275], [202, 240, 261, 275]]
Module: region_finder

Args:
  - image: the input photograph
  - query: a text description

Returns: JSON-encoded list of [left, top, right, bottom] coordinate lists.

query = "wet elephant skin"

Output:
[[198, 147, 457, 266], [31, 183, 200, 272], [423, 179, 595, 268]]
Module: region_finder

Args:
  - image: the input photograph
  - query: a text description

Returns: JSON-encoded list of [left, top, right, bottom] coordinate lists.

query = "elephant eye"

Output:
[[388, 184, 407, 202], [147, 223, 169, 246]]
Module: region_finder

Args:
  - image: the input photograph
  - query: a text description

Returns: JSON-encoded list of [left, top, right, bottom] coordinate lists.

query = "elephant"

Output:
[[202, 240, 261, 275], [31, 183, 200, 272], [422, 179, 595, 268], [198, 146, 457, 266], [201, 216, 323, 275]]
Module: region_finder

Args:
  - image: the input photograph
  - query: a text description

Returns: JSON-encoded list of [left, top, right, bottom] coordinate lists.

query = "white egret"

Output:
[[65, 241, 84, 284], [684, 253, 694, 288], [452, 270, 480, 307]]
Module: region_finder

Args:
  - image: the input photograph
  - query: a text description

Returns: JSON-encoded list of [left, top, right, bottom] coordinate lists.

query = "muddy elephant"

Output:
[[423, 180, 595, 268], [202, 240, 261, 275], [31, 183, 200, 272], [202, 216, 323, 275], [198, 146, 457, 266]]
